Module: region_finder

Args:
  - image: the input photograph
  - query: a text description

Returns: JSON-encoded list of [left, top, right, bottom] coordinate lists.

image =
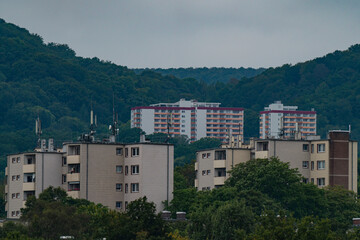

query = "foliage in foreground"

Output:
[[168, 157, 360, 239]]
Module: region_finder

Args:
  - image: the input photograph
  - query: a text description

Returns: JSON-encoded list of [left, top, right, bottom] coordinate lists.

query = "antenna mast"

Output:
[[109, 93, 119, 143], [35, 114, 42, 147]]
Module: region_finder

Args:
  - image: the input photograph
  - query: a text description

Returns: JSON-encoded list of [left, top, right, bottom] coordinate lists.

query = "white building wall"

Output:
[[196, 109, 207, 140], [141, 109, 154, 134]]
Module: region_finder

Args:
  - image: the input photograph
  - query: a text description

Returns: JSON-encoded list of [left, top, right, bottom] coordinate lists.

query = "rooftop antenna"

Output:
[[35, 114, 42, 147], [109, 93, 119, 143], [89, 100, 97, 141]]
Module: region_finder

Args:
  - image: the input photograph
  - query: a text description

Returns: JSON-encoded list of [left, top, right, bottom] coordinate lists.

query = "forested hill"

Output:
[[0, 18, 208, 160], [133, 67, 265, 83], [1, 17, 360, 167]]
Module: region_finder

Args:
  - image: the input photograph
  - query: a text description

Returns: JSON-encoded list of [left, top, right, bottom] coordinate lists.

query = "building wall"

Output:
[[6, 154, 24, 219], [131, 99, 244, 143], [195, 148, 251, 190], [196, 109, 207, 140], [134, 144, 173, 212], [309, 140, 329, 186], [35, 152, 62, 195], [141, 109, 155, 134], [259, 101, 316, 139]]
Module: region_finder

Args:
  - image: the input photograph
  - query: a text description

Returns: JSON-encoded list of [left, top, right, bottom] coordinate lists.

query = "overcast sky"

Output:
[[1, 0, 360, 68]]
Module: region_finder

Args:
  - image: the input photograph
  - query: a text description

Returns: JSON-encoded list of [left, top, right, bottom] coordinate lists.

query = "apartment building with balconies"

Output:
[[5, 150, 62, 219], [195, 131, 357, 192], [131, 99, 244, 143], [260, 101, 317, 139], [195, 141, 251, 190], [5, 140, 174, 219], [61, 142, 173, 213]]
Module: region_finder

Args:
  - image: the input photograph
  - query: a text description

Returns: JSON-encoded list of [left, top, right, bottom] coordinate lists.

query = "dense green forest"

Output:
[[133, 67, 265, 84], [1, 17, 360, 171]]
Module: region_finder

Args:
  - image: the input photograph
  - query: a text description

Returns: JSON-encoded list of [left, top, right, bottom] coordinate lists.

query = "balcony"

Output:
[[194, 179, 198, 188], [67, 191, 80, 199], [214, 176, 226, 186], [5, 167, 8, 176], [195, 162, 198, 171], [255, 151, 268, 159], [67, 155, 80, 164], [67, 173, 80, 182], [23, 182, 35, 191], [214, 160, 226, 168], [23, 164, 35, 173]]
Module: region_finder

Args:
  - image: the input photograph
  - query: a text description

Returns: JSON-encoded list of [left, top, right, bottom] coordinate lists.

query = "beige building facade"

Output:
[[5, 141, 173, 219], [196, 131, 357, 192]]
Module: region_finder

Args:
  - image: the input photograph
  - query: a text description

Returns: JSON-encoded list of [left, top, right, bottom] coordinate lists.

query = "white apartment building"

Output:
[[131, 99, 244, 143], [5, 139, 173, 219], [260, 101, 316, 139]]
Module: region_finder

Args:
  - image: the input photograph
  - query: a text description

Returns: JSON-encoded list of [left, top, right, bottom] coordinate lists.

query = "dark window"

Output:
[[303, 144, 309, 152], [116, 148, 123, 155], [215, 150, 226, 160]]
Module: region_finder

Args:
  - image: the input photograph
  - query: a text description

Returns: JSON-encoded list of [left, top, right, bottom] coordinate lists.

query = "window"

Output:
[[317, 178, 325, 186], [303, 178, 309, 184], [303, 144, 309, 152], [131, 165, 139, 175], [17, 157, 20, 163], [311, 144, 314, 153], [311, 178, 314, 183], [125, 166, 128, 175], [215, 150, 226, 160], [116, 165, 123, 173], [125, 184, 128, 193], [207, 170, 211, 175], [202, 153, 206, 159], [311, 161, 314, 170], [12, 175, 16, 181], [11, 158, 16, 164], [131, 183, 139, 193], [62, 157, 67, 166], [116, 201, 122, 209], [202, 170, 206, 176], [11, 211, 15, 217], [302, 161, 309, 169], [317, 160, 325, 170], [62, 174, 67, 184], [125, 148, 128, 157], [207, 153, 211, 158], [131, 147, 139, 157], [125, 201, 128, 210], [317, 144, 325, 153], [116, 183, 122, 192], [16, 193, 20, 199], [12, 193, 15, 199], [116, 148, 123, 155]]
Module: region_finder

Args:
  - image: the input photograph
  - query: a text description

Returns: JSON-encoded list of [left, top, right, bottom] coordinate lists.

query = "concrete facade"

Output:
[[131, 99, 244, 143], [5, 152, 62, 219], [195, 131, 357, 192], [5, 141, 174, 219]]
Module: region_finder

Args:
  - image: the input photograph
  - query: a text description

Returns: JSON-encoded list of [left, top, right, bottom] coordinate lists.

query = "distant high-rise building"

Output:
[[131, 99, 244, 143], [259, 101, 316, 139]]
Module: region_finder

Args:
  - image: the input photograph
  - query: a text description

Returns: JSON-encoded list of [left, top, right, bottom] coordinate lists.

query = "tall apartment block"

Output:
[[5, 140, 173, 219], [195, 131, 357, 192], [259, 101, 317, 139], [131, 99, 244, 143]]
